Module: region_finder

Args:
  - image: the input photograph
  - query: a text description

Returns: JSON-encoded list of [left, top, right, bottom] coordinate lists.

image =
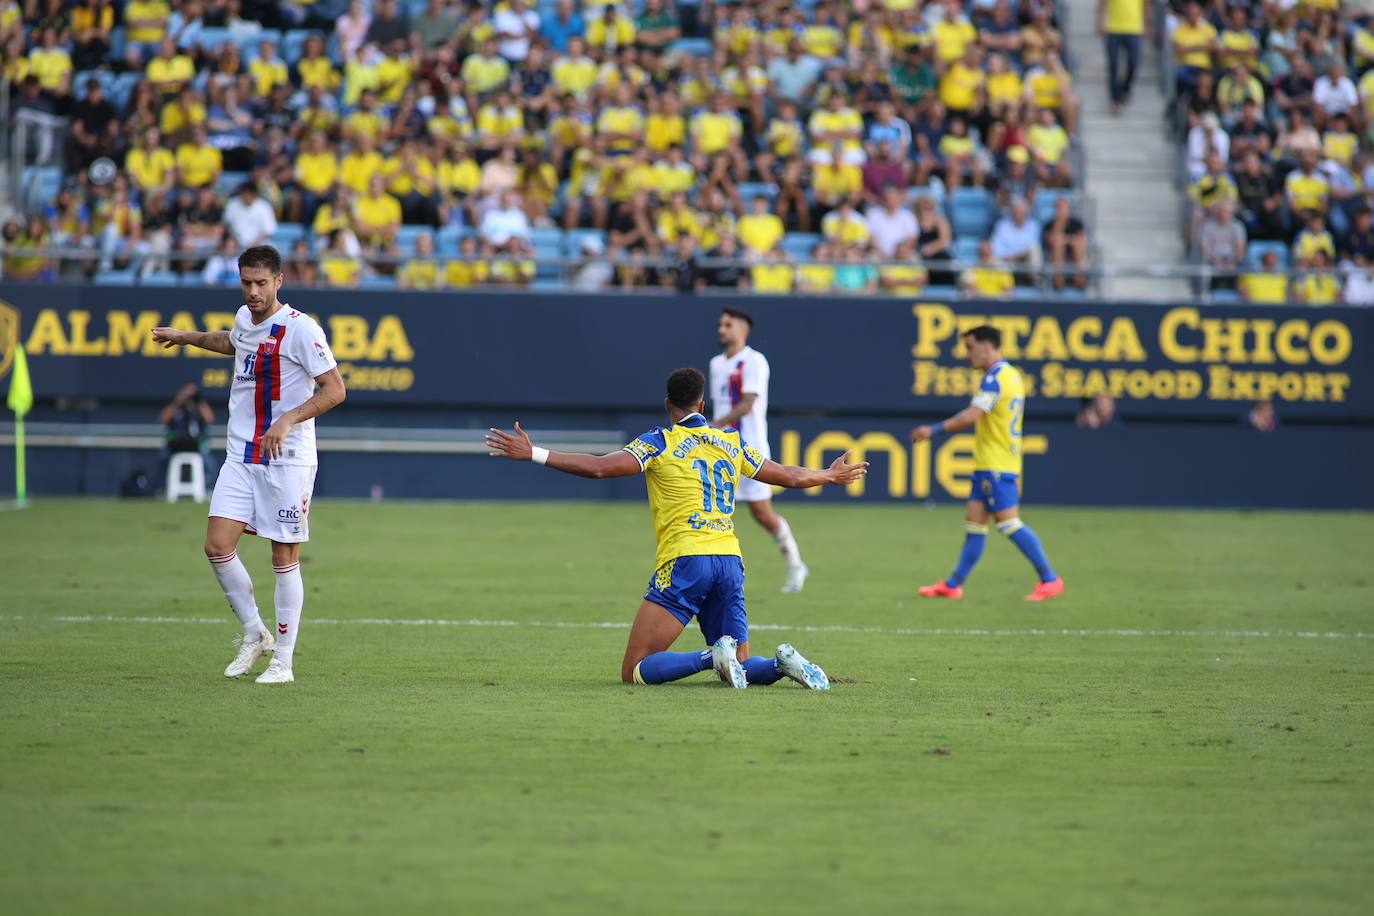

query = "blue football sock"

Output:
[[633, 650, 712, 684], [741, 656, 785, 685], [999, 519, 1057, 582], [946, 523, 988, 588]]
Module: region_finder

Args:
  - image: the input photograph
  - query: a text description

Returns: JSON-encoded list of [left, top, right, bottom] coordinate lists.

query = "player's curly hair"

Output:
[[238, 245, 283, 275], [666, 368, 706, 411], [963, 325, 1002, 348]]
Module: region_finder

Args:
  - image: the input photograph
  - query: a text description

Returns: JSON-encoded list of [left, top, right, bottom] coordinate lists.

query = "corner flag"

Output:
[[7, 343, 32, 505]]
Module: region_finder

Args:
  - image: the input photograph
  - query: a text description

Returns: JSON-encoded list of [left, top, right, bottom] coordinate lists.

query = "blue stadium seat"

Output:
[[668, 38, 714, 59], [237, 30, 282, 58], [94, 269, 138, 286], [73, 70, 115, 98], [282, 29, 324, 65], [922, 285, 959, 299], [531, 229, 564, 280], [1209, 289, 1242, 304], [217, 171, 251, 196], [1032, 189, 1075, 225], [782, 232, 822, 259], [950, 188, 993, 239], [195, 27, 232, 53], [531, 277, 563, 291], [1054, 287, 1088, 299], [107, 26, 126, 62], [140, 272, 181, 287], [736, 182, 778, 204], [907, 185, 946, 209], [952, 236, 981, 264], [1013, 286, 1045, 299], [271, 223, 308, 251], [396, 224, 434, 255], [1247, 240, 1290, 270], [359, 275, 398, 290], [563, 228, 607, 257], [109, 71, 143, 110], [22, 166, 63, 215], [436, 224, 472, 253]]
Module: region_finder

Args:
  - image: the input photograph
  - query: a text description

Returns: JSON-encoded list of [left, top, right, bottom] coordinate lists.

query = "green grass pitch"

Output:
[[1, 498, 1371, 915]]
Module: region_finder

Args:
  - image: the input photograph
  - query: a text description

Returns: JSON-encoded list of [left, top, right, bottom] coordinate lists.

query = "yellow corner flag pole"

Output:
[[7, 342, 33, 506]]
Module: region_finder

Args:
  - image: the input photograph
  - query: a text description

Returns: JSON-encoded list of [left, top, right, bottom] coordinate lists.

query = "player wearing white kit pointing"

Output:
[[708, 307, 808, 592], [152, 245, 346, 683]]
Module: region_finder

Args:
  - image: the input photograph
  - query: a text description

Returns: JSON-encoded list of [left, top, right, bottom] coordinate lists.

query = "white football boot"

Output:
[[775, 644, 829, 690], [711, 635, 748, 689], [781, 563, 809, 593], [224, 629, 275, 678], [254, 658, 295, 684]]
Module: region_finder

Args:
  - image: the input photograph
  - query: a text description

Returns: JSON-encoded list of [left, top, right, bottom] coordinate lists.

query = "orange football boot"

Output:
[[1025, 579, 1065, 601], [918, 580, 964, 599]]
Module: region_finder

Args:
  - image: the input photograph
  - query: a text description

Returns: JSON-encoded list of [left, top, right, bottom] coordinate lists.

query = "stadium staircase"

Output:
[[1067, 0, 1187, 301]]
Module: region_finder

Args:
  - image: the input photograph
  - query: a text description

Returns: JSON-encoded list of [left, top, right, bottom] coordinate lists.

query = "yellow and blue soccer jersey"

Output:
[[622, 412, 766, 570], [969, 360, 1025, 475]]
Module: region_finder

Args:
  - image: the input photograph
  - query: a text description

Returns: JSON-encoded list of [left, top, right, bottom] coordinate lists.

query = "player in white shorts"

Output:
[[152, 245, 346, 684], [708, 307, 808, 592]]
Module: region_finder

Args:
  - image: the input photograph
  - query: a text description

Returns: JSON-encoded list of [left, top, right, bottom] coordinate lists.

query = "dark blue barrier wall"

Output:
[[2, 285, 1370, 419], [1, 285, 1370, 507]]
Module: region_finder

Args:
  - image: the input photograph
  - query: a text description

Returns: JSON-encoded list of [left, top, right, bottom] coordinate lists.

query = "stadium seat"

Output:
[[563, 228, 606, 257], [736, 182, 778, 204], [109, 71, 143, 110], [907, 185, 946, 209], [1013, 286, 1045, 299], [436, 224, 472, 252], [140, 272, 181, 287], [282, 30, 324, 65], [531, 229, 564, 280], [236, 30, 282, 58], [1032, 189, 1075, 226], [359, 275, 397, 290], [396, 225, 434, 255], [531, 277, 563, 291], [1246, 240, 1290, 270], [1209, 289, 1242, 304], [196, 27, 232, 52], [107, 26, 126, 61], [782, 232, 821, 259], [950, 188, 994, 239], [271, 223, 308, 251], [217, 171, 251, 196], [668, 38, 714, 59], [93, 270, 138, 286], [22, 166, 63, 216], [922, 285, 959, 299], [952, 236, 981, 265]]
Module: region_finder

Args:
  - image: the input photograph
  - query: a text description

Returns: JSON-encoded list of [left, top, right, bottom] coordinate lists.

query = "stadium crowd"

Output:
[[1, 0, 1087, 296], [1172, 0, 1374, 305]]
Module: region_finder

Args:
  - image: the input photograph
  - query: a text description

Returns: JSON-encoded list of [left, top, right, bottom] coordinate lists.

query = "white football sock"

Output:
[[773, 516, 804, 570], [208, 552, 265, 636], [271, 561, 304, 667]]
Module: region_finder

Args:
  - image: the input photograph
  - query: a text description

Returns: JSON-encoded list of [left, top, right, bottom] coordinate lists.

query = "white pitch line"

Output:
[[4, 615, 1373, 639]]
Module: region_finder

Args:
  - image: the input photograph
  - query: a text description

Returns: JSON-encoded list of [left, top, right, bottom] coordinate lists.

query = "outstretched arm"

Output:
[[910, 405, 986, 442], [753, 451, 869, 488], [485, 421, 643, 479], [151, 327, 236, 355]]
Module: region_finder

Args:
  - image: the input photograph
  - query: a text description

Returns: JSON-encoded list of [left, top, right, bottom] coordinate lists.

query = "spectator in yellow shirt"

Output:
[[1172, 2, 1217, 93], [159, 85, 206, 143], [339, 133, 383, 196], [353, 174, 402, 251], [444, 235, 490, 288], [656, 191, 705, 247], [738, 194, 785, 257], [961, 240, 1015, 298], [1238, 250, 1289, 303], [938, 116, 985, 189], [821, 199, 871, 248], [596, 84, 645, 155], [461, 37, 510, 103], [551, 36, 598, 100], [439, 143, 482, 226], [342, 89, 385, 144], [295, 34, 340, 93], [320, 228, 362, 288], [175, 124, 223, 191], [878, 240, 930, 296], [126, 126, 177, 199], [249, 39, 290, 99], [586, 5, 635, 58], [796, 240, 837, 294], [749, 245, 796, 294], [398, 232, 442, 289], [28, 27, 72, 95], [690, 92, 749, 199], [312, 188, 355, 240], [1027, 107, 1073, 187], [1294, 251, 1339, 305], [124, 0, 171, 63], [384, 138, 440, 225], [290, 129, 339, 223], [476, 89, 527, 152]]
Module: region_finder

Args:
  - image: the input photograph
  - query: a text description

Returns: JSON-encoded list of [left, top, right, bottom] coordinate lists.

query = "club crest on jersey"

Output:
[[262, 338, 277, 355]]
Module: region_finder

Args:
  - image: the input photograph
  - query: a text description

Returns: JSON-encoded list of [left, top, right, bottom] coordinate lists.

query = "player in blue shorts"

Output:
[[910, 325, 1064, 601], [485, 368, 868, 688]]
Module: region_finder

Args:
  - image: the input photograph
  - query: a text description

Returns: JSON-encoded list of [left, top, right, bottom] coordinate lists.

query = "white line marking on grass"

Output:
[[6, 615, 1373, 639]]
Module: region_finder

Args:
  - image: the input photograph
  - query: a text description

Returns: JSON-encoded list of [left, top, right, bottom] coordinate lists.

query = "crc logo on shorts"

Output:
[[278, 506, 301, 521]]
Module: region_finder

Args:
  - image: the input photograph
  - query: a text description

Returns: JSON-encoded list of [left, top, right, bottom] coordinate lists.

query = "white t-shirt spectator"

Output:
[[494, 7, 540, 61], [223, 195, 277, 248], [480, 206, 532, 245], [864, 205, 918, 257], [1342, 267, 1374, 305], [1313, 74, 1358, 116]]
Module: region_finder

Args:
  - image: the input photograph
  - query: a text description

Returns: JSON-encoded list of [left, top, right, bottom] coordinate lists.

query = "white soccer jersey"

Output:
[[708, 345, 771, 459], [225, 303, 337, 466]]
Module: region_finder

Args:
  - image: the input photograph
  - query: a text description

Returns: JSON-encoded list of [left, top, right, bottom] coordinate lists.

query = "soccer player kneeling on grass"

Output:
[[152, 245, 346, 683], [485, 368, 867, 688], [910, 325, 1063, 601]]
